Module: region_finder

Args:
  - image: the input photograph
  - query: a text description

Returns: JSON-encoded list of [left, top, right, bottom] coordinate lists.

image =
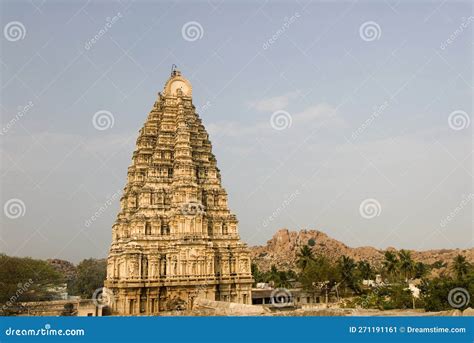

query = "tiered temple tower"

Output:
[[104, 68, 253, 315]]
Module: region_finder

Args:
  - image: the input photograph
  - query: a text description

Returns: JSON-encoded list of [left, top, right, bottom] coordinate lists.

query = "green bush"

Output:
[[67, 259, 106, 298], [420, 274, 474, 311], [0, 254, 63, 305], [351, 285, 415, 310]]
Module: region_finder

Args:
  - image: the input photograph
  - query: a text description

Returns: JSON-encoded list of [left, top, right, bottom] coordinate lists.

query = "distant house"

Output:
[[45, 283, 69, 300]]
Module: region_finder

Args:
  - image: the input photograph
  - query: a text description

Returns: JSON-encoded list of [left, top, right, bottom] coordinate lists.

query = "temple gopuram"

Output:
[[104, 68, 253, 315]]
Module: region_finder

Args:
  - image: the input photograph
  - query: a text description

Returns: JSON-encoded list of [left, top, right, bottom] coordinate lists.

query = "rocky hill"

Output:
[[47, 259, 77, 281], [250, 229, 474, 273]]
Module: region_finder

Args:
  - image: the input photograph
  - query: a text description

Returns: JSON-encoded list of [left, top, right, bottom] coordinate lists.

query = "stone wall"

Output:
[[193, 297, 267, 316], [11, 300, 103, 316]]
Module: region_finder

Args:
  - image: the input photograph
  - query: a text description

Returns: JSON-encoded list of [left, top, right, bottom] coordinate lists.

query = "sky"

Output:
[[0, 0, 472, 263]]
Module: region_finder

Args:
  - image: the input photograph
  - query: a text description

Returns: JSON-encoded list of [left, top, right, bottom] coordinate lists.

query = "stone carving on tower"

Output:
[[104, 68, 253, 315]]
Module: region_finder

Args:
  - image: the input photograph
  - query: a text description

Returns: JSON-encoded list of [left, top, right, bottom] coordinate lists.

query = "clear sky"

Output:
[[0, 0, 472, 263]]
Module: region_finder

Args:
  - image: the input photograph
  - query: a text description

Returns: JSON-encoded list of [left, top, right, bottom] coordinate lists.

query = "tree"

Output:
[[258, 265, 295, 288], [296, 245, 314, 271], [0, 254, 64, 306], [431, 260, 447, 269], [337, 256, 360, 294], [384, 285, 415, 310], [251, 263, 264, 283], [276, 270, 292, 288], [398, 250, 414, 281], [420, 273, 474, 311], [452, 255, 470, 280], [357, 260, 374, 280], [68, 259, 106, 298], [299, 255, 338, 291], [382, 251, 398, 281], [414, 262, 429, 279], [267, 265, 280, 284], [352, 283, 421, 310]]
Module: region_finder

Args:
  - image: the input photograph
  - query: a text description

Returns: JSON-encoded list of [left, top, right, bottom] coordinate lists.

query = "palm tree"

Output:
[[452, 255, 470, 280], [382, 251, 398, 281], [338, 256, 359, 293], [296, 245, 314, 271], [267, 265, 280, 282], [398, 250, 414, 281], [251, 263, 264, 283], [414, 262, 429, 279], [276, 270, 292, 288], [357, 260, 374, 280]]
